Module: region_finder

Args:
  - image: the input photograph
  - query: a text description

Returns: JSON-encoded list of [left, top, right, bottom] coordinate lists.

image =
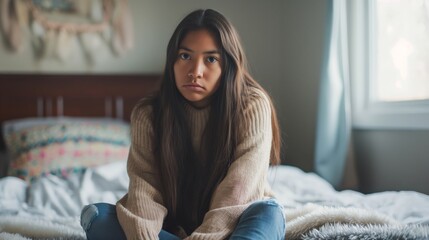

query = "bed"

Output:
[[0, 74, 428, 240]]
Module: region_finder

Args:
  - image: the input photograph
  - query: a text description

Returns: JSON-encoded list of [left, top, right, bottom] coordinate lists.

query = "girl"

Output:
[[81, 9, 285, 240]]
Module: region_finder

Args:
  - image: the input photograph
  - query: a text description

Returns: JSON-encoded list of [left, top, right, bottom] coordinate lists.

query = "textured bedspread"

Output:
[[0, 161, 128, 240], [0, 163, 428, 239]]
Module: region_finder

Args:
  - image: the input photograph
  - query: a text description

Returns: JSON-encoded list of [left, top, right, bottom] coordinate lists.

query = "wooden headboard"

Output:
[[0, 73, 161, 148]]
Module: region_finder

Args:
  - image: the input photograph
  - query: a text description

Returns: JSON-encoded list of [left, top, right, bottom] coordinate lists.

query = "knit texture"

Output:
[[116, 88, 274, 240]]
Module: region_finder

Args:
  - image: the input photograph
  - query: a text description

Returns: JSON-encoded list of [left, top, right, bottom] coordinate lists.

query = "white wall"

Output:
[[0, 0, 285, 77], [278, 0, 328, 171], [354, 130, 429, 194]]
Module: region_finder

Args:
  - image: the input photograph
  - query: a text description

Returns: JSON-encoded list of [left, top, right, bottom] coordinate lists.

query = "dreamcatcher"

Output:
[[0, 0, 134, 62]]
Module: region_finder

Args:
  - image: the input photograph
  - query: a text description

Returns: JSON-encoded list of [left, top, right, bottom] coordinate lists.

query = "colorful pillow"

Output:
[[3, 118, 130, 182]]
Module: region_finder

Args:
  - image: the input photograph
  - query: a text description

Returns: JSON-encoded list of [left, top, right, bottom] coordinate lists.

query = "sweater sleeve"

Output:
[[116, 102, 167, 240], [186, 91, 273, 240]]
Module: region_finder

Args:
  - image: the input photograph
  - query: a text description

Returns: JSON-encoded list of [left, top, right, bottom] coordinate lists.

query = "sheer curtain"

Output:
[[314, 0, 352, 188]]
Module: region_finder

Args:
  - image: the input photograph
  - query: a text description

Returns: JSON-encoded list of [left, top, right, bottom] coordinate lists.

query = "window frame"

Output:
[[348, 0, 429, 130]]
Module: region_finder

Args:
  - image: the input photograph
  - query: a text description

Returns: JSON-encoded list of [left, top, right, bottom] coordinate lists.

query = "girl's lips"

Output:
[[183, 84, 204, 91]]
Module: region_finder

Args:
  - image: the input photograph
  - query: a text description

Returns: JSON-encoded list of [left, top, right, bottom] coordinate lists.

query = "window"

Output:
[[375, 0, 429, 102], [349, 0, 429, 129]]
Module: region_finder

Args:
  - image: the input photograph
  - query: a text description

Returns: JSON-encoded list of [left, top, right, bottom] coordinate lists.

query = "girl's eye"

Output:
[[179, 53, 191, 60], [207, 56, 218, 63]]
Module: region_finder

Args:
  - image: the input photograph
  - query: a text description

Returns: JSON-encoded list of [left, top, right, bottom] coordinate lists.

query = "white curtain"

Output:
[[314, 0, 351, 188]]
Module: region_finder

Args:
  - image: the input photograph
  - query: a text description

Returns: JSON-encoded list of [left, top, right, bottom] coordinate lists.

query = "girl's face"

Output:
[[174, 29, 222, 108]]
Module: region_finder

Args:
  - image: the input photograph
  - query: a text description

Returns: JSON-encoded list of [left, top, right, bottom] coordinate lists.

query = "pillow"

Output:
[[3, 118, 130, 182], [2, 117, 125, 132]]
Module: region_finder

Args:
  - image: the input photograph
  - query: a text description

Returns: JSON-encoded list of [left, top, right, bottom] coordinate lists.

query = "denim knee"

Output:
[[80, 203, 126, 240], [231, 199, 286, 240], [246, 199, 286, 232], [80, 203, 119, 232], [245, 199, 285, 218], [81, 204, 99, 231]]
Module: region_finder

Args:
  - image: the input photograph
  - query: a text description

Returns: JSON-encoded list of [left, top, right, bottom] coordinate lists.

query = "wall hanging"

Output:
[[0, 0, 134, 62]]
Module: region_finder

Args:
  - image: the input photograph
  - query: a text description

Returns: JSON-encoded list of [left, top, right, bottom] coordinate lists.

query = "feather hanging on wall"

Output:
[[111, 0, 133, 56], [1, 0, 24, 52], [0, 0, 135, 63]]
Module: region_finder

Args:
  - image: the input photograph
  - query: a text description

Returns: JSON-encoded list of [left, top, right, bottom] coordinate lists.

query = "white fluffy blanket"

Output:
[[285, 204, 399, 239]]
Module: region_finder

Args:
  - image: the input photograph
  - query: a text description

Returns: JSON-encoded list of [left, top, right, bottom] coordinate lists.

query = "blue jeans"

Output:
[[80, 199, 286, 240]]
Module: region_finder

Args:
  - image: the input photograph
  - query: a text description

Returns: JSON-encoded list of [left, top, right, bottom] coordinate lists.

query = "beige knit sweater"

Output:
[[116, 88, 274, 240]]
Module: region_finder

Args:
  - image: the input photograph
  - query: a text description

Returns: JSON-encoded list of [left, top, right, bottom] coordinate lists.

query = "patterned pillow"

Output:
[[3, 119, 130, 182]]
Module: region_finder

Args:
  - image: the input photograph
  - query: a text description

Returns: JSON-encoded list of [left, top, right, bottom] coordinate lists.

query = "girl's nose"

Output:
[[188, 59, 204, 79]]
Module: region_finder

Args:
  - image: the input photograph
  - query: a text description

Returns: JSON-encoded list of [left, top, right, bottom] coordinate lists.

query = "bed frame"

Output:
[[0, 73, 161, 149]]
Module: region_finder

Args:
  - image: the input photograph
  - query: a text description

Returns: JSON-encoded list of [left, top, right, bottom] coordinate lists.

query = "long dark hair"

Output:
[[151, 9, 281, 233]]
